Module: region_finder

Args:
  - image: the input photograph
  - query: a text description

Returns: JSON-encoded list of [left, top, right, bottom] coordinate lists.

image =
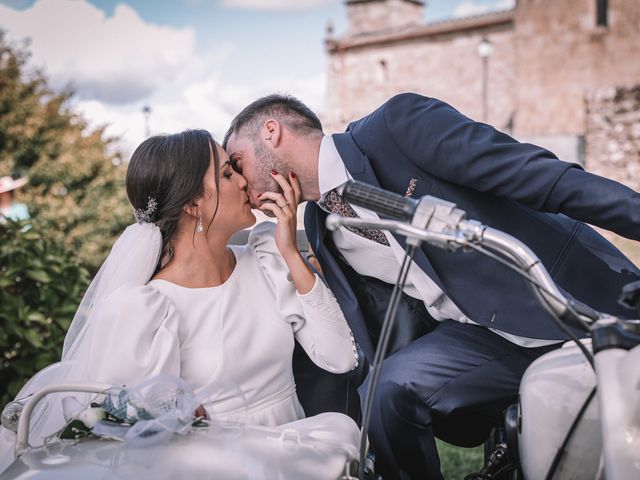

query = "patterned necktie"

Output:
[[322, 189, 390, 246]]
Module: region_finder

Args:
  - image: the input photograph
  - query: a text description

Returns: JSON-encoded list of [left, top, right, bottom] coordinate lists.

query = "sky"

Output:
[[0, 0, 515, 154]]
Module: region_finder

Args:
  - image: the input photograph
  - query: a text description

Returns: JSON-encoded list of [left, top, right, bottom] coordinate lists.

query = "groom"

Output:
[[224, 92, 640, 479]]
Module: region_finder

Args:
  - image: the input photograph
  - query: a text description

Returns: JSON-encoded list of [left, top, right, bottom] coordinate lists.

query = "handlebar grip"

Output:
[[342, 181, 418, 221]]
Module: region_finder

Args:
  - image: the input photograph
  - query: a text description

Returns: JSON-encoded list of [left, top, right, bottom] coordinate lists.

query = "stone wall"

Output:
[[325, 15, 515, 133], [585, 86, 640, 266], [325, 0, 640, 141], [513, 0, 640, 137], [345, 0, 423, 36], [585, 85, 640, 192]]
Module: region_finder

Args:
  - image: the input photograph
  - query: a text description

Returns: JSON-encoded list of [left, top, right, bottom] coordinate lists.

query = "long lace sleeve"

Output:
[[249, 222, 357, 374]]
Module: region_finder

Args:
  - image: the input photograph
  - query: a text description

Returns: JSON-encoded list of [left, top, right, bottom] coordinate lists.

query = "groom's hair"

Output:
[[223, 94, 322, 149]]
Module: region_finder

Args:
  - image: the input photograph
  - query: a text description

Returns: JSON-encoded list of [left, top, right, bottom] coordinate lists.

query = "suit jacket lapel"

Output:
[[332, 132, 374, 183], [331, 133, 445, 292], [305, 203, 375, 360]]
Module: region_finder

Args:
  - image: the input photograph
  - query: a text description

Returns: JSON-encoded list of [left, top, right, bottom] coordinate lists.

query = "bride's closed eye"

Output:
[[230, 158, 242, 174], [221, 160, 234, 179]]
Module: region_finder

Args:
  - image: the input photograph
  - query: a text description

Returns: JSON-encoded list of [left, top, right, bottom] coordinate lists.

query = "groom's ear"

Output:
[[262, 119, 282, 148]]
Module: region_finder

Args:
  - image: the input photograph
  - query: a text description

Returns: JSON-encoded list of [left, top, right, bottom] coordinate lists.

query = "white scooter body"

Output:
[[518, 340, 601, 479], [519, 338, 640, 480]]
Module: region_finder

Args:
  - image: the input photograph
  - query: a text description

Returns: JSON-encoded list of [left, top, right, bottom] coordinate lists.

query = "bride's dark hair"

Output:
[[126, 129, 220, 269]]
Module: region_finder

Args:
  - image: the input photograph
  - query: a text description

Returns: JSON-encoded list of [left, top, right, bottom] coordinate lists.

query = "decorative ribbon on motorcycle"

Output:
[[57, 374, 250, 447]]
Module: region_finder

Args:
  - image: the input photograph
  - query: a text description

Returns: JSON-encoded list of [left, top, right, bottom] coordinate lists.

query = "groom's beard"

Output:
[[253, 144, 290, 204]]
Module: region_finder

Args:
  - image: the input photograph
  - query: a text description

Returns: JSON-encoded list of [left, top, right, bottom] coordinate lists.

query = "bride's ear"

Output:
[[183, 199, 200, 218]]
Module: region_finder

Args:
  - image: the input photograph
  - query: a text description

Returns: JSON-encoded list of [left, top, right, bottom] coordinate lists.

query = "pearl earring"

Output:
[[197, 212, 204, 233]]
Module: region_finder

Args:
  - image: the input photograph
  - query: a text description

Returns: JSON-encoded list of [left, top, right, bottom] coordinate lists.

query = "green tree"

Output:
[[0, 219, 90, 406], [0, 33, 131, 271]]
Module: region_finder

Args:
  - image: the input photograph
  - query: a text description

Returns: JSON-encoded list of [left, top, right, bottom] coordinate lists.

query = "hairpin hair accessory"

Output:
[[133, 197, 158, 224]]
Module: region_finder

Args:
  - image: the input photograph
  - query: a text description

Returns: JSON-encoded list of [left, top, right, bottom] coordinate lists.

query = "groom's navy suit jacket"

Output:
[[304, 93, 640, 362]]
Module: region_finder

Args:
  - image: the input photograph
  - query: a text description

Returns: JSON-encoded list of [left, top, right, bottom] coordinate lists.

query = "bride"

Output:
[[0, 129, 359, 471]]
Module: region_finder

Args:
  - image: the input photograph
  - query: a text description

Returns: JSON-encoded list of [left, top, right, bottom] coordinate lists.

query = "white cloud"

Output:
[[75, 69, 326, 157], [0, 0, 326, 157], [453, 0, 515, 18], [219, 0, 339, 11], [0, 0, 204, 104]]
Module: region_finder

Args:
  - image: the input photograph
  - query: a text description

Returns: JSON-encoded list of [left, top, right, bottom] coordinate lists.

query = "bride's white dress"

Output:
[[0, 222, 359, 473]]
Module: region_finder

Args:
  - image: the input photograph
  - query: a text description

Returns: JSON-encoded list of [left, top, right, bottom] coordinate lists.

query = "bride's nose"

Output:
[[236, 172, 248, 190]]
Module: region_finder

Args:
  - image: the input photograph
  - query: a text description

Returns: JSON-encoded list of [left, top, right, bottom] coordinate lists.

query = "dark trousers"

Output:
[[360, 320, 557, 480]]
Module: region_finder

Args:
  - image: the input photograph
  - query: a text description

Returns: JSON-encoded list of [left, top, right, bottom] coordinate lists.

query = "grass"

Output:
[[437, 440, 484, 479]]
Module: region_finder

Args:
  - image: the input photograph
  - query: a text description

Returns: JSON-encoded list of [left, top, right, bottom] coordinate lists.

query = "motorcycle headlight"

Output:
[[1, 401, 23, 432]]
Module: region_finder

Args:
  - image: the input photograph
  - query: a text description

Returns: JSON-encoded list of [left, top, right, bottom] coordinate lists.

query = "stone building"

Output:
[[324, 0, 640, 192]]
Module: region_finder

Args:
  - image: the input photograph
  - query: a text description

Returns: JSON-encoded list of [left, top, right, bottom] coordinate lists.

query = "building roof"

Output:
[[327, 9, 514, 52]]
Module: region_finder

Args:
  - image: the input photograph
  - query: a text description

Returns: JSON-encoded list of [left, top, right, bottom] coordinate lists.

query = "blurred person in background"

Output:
[[0, 176, 29, 222]]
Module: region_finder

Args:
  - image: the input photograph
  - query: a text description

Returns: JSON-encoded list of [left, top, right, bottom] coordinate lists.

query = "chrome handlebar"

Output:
[[14, 382, 112, 455], [326, 214, 605, 328]]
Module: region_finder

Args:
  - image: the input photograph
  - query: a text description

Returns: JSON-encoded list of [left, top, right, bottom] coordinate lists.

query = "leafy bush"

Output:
[[0, 33, 131, 271], [0, 219, 89, 406]]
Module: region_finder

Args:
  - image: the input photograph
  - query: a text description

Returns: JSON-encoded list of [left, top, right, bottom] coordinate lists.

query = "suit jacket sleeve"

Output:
[[353, 92, 640, 240]]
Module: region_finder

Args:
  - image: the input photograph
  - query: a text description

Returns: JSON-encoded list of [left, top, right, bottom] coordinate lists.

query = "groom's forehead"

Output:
[[225, 133, 255, 160], [225, 132, 244, 153]]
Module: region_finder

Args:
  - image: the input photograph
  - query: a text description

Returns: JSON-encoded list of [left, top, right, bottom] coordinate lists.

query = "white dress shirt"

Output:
[[317, 135, 560, 348]]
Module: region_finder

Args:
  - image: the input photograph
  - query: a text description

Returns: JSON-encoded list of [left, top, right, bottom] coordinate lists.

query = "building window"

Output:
[[596, 0, 608, 27]]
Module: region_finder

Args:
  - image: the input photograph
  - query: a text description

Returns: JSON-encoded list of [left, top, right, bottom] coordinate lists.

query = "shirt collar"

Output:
[[318, 135, 352, 199]]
